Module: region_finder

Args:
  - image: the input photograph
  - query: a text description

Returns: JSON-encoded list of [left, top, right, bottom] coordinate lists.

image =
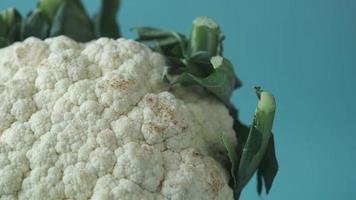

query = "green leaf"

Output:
[[0, 15, 7, 37], [225, 90, 278, 199], [188, 51, 212, 64], [0, 37, 6, 48], [7, 21, 22, 44], [37, 0, 62, 24], [186, 51, 215, 76], [257, 135, 278, 194], [151, 36, 182, 48], [221, 132, 238, 198], [167, 56, 238, 103], [138, 37, 179, 52], [22, 9, 49, 39], [132, 27, 175, 39], [0, 8, 22, 44], [132, 27, 187, 56], [237, 123, 264, 189], [94, 0, 121, 38], [236, 89, 276, 192], [0, 8, 22, 29], [134, 18, 242, 102], [202, 56, 238, 101], [50, 0, 95, 42]]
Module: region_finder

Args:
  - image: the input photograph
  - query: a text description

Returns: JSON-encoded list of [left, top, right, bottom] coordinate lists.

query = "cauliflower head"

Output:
[[0, 36, 237, 200]]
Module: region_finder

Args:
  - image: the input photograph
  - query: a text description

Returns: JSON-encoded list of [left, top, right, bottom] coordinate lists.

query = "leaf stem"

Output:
[[189, 16, 220, 56]]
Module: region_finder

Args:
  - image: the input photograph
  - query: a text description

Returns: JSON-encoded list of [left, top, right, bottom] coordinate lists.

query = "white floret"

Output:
[[63, 163, 97, 200], [113, 142, 164, 192], [0, 36, 236, 199]]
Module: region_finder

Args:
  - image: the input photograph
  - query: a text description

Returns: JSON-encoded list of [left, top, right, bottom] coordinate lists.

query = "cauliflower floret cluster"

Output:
[[0, 36, 236, 200]]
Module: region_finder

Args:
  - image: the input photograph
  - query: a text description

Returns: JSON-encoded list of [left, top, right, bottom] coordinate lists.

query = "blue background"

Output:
[[1, 0, 355, 199]]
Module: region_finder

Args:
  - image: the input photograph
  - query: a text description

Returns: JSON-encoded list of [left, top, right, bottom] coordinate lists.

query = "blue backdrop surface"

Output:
[[1, 0, 355, 199]]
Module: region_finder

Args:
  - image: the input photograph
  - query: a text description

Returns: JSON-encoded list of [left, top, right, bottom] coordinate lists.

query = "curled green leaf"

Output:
[[237, 88, 276, 192], [134, 17, 241, 103], [166, 56, 239, 103]]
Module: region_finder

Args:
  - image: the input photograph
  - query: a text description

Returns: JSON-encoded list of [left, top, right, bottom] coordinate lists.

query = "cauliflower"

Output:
[[0, 36, 237, 200]]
